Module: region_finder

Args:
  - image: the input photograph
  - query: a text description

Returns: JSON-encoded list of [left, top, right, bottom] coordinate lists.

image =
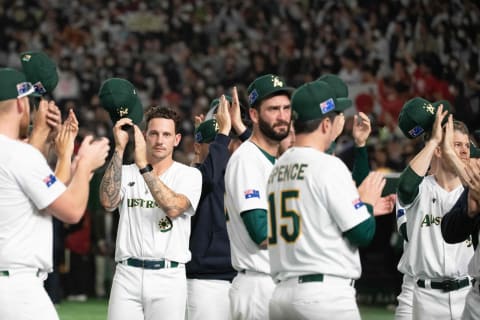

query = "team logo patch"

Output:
[[244, 189, 260, 199], [158, 216, 173, 232], [43, 174, 57, 188], [408, 125, 424, 138], [396, 208, 405, 219], [320, 98, 335, 114], [352, 198, 364, 209]]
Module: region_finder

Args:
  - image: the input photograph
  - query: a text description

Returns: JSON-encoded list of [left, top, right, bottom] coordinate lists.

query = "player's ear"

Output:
[[174, 133, 182, 147], [249, 107, 259, 124]]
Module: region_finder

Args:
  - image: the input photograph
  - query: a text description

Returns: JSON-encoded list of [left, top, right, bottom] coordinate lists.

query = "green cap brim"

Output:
[[336, 98, 352, 112], [470, 143, 480, 158]]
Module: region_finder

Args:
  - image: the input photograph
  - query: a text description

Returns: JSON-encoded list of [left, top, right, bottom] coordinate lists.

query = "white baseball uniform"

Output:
[[0, 135, 66, 320], [394, 202, 414, 320], [224, 140, 276, 320], [267, 147, 371, 320], [397, 175, 473, 320], [107, 162, 202, 320]]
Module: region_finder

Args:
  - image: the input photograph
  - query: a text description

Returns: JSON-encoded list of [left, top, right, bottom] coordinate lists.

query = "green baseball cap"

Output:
[[20, 51, 59, 96], [317, 74, 352, 110], [0, 68, 36, 101], [291, 81, 344, 121], [98, 78, 143, 125], [247, 74, 293, 107], [398, 97, 451, 139], [471, 142, 480, 158], [194, 119, 218, 143]]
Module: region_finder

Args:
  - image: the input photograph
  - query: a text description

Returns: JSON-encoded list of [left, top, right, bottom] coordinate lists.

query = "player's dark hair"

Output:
[[144, 106, 181, 133], [294, 112, 337, 134]]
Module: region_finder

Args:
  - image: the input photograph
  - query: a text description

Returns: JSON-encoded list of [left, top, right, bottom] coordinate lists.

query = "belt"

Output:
[[120, 258, 179, 270], [297, 273, 355, 287], [416, 277, 471, 292], [0, 269, 42, 277]]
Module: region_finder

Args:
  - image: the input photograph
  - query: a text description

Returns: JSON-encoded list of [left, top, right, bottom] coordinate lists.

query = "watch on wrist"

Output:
[[139, 164, 153, 174]]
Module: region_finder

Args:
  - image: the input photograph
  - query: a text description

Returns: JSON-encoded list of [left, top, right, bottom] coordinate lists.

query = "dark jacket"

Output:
[[186, 134, 237, 281]]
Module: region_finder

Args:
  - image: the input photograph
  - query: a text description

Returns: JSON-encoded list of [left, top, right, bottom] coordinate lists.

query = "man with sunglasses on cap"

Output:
[[0, 68, 110, 320]]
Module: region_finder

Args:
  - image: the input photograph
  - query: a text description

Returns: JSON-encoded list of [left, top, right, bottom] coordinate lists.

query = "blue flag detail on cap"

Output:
[[408, 126, 424, 138], [248, 89, 258, 106], [320, 98, 335, 114], [33, 82, 47, 95], [43, 174, 57, 188], [244, 189, 260, 199]]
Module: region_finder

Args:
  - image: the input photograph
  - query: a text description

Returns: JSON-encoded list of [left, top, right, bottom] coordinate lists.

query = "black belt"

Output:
[[417, 277, 471, 292], [120, 258, 179, 270], [298, 274, 324, 283]]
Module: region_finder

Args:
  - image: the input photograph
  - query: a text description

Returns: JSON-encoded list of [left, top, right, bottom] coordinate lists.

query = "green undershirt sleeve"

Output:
[[352, 146, 370, 186], [241, 209, 267, 245], [398, 222, 408, 242], [397, 166, 423, 205], [343, 204, 376, 247]]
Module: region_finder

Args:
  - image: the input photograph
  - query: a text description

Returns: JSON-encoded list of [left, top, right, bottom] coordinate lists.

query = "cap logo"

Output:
[[195, 132, 203, 142], [320, 98, 335, 114], [408, 125, 424, 138], [118, 107, 129, 117], [272, 76, 284, 87], [22, 54, 31, 62], [423, 103, 435, 114], [248, 89, 258, 106], [133, 89, 136, 95]]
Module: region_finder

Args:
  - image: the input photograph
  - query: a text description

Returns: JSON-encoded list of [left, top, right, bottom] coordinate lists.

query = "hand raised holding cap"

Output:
[[216, 95, 232, 136], [353, 112, 371, 147], [430, 104, 448, 146], [113, 118, 133, 152]]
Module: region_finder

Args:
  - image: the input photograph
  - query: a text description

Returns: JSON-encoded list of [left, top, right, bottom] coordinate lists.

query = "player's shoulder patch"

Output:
[[43, 174, 57, 188], [244, 189, 260, 199], [352, 198, 364, 210]]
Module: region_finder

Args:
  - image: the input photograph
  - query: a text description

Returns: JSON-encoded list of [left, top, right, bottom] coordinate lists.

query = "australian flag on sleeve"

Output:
[[244, 189, 260, 199], [352, 198, 364, 210], [43, 174, 57, 188]]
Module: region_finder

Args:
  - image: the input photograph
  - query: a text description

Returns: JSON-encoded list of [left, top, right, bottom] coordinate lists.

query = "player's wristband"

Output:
[[139, 164, 153, 174]]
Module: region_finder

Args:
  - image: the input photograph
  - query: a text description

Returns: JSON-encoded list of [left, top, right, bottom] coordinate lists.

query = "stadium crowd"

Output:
[[1, 0, 479, 305]]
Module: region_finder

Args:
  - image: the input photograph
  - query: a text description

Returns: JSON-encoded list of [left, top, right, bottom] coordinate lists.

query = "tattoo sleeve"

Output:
[[99, 151, 123, 210], [142, 171, 191, 218]]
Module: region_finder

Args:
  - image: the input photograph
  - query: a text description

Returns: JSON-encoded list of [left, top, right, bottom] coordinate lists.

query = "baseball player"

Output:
[[224, 74, 293, 320], [186, 90, 250, 320], [396, 105, 473, 319], [266, 80, 385, 320], [99, 105, 202, 320], [0, 68, 110, 320]]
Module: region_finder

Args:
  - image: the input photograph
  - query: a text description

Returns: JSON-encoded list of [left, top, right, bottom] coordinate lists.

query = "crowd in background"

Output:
[[1, 0, 480, 304]]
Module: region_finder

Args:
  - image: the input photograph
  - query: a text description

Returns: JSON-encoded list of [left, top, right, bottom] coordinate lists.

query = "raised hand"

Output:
[[373, 194, 396, 216], [132, 124, 147, 169], [353, 112, 371, 147], [113, 118, 132, 152], [230, 86, 247, 135], [358, 171, 386, 207], [76, 135, 110, 172], [216, 95, 232, 136]]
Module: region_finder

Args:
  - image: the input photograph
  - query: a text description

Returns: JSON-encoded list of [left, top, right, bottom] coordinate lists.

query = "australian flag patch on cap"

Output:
[[248, 89, 258, 106], [320, 98, 335, 114], [408, 125, 424, 138], [43, 174, 57, 188], [244, 189, 260, 199]]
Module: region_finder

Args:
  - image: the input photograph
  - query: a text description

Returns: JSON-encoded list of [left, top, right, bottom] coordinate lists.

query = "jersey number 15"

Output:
[[268, 190, 301, 245]]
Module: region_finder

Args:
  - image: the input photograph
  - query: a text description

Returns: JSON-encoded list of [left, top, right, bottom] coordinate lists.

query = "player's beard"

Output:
[[258, 117, 290, 142]]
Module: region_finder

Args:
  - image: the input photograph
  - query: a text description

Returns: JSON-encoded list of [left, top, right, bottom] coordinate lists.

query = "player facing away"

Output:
[[99, 106, 202, 320], [396, 105, 473, 320], [266, 80, 385, 320], [0, 69, 110, 320], [224, 74, 293, 320]]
